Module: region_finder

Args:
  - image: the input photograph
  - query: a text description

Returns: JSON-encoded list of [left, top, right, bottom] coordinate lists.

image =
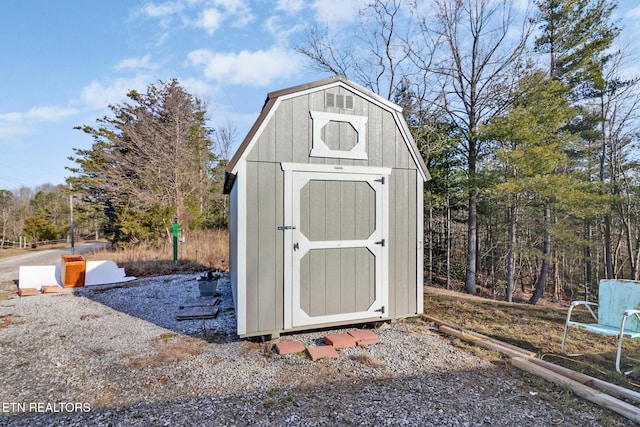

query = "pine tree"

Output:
[[535, 0, 619, 94], [69, 79, 217, 243], [483, 70, 575, 302], [531, 0, 620, 300]]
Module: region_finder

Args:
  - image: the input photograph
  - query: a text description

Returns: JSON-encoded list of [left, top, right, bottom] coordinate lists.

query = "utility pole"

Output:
[[69, 185, 75, 255]]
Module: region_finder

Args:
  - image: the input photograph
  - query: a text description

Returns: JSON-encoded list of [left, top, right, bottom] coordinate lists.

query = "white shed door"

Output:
[[282, 164, 390, 329]]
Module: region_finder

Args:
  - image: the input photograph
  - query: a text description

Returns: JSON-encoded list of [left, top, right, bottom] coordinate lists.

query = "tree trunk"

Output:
[[604, 214, 614, 279], [635, 237, 640, 281], [427, 194, 433, 285], [505, 202, 516, 302], [622, 215, 637, 280], [446, 194, 451, 290], [465, 189, 477, 294], [530, 202, 551, 305], [466, 145, 478, 295], [584, 220, 593, 300]]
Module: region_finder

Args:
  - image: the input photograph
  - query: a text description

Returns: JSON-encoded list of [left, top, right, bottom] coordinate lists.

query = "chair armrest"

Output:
[[570, 301, 598, 308], [624, 309, 640, 317], [567, 301, 598, 323]]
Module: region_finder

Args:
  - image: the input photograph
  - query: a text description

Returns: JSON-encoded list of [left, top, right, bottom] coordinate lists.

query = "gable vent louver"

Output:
[[325, 92, 354, 110], [345, 95, 354, 109], [326, 93, 335, 108]]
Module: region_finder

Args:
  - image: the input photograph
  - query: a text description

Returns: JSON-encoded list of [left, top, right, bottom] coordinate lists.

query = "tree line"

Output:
[[297, 0, 639, 302], [0, 184, 84, 247], [0, 80, 233, 248]]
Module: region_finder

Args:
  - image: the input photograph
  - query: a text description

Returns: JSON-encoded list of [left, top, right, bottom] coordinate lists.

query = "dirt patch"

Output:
[[128, 335, 208, 368], [0, 281, 17, 301]]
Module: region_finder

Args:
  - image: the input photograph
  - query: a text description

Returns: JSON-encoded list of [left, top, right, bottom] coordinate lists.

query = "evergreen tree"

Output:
[[531, 0, 620, 300], [69, 79, 217, 243], [483, 70, 575, 302], [535, 0, 620, 95]]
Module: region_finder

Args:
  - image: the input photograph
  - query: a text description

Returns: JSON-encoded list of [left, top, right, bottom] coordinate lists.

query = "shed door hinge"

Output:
[[375, 176, 385, 184], [375, 239, 385, 247], [277, 225, 296, 231], [375, 306, 385, 315]]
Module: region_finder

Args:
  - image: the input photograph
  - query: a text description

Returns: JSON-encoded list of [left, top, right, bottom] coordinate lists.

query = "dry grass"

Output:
[[350, 353, 385, 368], [84, 229, 229, 277], [423, 286, 640, 391], [128, 334, 207, 368]]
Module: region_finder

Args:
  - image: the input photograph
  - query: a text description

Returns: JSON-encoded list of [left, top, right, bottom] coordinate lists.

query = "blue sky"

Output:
[[1, 0, 639, 190]]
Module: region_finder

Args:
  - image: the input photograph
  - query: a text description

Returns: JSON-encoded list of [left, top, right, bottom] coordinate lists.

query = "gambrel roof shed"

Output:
[[224, 75, 430, 338]]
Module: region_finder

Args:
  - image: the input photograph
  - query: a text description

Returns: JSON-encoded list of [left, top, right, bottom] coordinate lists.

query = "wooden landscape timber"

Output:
[[422, 314, 640, 424], [512, 358, 640, 424]]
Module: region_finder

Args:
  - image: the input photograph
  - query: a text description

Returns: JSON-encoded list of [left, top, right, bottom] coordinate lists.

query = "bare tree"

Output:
[[424, 0, 532, 294], [0, 190, 13, 248], [210, 120, 237, 227], [213, 120, 236, 163], [593, 49, 640, 279], [296, 0, 418, 101], [295, 24, 352, 77]]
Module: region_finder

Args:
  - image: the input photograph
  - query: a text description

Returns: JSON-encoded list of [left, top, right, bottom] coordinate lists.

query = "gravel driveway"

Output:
[[0, 274, 633, 426]]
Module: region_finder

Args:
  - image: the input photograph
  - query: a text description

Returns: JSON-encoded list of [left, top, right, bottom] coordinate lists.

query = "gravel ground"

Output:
[[0, 274, 634, 426]]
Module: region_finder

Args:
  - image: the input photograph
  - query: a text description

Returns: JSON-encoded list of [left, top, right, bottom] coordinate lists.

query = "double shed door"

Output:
[[282, 164, 390, 329]]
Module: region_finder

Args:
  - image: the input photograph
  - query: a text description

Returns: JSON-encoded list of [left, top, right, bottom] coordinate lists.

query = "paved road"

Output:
[[0, 242, 109, 284]]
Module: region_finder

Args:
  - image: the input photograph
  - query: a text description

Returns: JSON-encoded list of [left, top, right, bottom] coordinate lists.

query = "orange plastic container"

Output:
[[61, 254, 86, 288]]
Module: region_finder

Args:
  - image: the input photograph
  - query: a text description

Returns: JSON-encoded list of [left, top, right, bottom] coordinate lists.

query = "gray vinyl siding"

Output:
[[241, 87, 421, 336]]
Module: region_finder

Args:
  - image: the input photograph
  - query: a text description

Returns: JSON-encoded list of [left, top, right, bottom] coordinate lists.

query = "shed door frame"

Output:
[[281, 163, 391, 329]]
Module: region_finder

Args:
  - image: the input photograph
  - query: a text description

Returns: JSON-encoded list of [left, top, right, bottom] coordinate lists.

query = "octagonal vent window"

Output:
[[310, 111, 368, 160], [321, 121, 357, 151]]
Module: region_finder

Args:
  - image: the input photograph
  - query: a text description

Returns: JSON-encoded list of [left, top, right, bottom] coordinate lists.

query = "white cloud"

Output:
[[187, 47, 303, 86], [138, 0, 255, 36], [180, 77, 217, 100], [220, 0, 255, 27], [115, 54, 156, 71], [141, 1, 185, 18], [312, 0, 362, 28], [79, 76, 152, 110], [276, 0, 304, 13], [206, 0, 255, 28], [0, 106, 78, 140], [264, 15, 304, 44], [630, 6, 640, 18], [0, 106, 77, 123], [195, 8, 223, 35]]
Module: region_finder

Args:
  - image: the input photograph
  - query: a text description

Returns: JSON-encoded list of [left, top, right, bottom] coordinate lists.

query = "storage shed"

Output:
[[223, 76, 430, 338]]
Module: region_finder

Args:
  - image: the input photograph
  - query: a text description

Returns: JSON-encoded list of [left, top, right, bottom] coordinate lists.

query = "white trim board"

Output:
[[282, 162, 391, 329]]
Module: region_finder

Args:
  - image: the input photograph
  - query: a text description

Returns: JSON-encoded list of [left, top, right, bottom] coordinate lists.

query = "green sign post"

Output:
[[172, 217, 178, 264]]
